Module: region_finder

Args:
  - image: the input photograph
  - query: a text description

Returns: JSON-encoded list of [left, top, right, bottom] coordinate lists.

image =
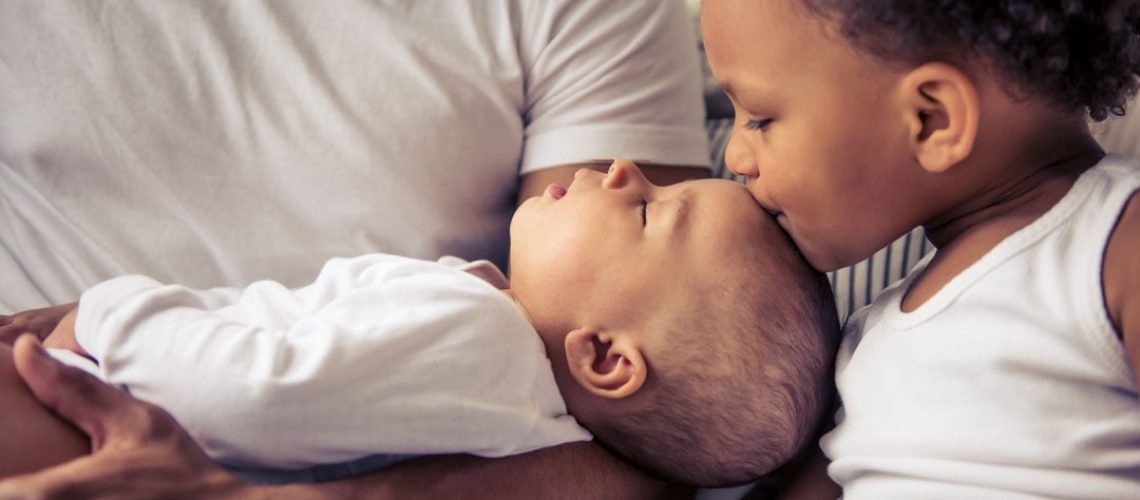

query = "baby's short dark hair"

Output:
[[582, 223, 840, 487], [802, 0, 1140, 120]]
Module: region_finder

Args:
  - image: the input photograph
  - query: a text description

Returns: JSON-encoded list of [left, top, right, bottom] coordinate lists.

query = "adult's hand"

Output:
[[0, 304, 76, 345], [0, 336, 248, 500]]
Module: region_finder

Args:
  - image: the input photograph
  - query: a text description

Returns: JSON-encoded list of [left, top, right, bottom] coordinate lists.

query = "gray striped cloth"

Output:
[[705, 118, 933, 322]]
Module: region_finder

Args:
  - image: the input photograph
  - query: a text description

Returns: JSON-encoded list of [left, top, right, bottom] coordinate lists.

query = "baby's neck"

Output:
[[498, 288, 562, 355]]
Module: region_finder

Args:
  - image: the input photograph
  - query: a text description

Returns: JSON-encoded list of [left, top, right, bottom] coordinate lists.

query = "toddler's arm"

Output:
[[1104, 191, 1140, 388]]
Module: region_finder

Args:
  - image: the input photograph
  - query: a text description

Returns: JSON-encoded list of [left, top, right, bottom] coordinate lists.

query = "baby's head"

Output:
[[508, 160, 839, 486], [701, 0, 1140, 271]]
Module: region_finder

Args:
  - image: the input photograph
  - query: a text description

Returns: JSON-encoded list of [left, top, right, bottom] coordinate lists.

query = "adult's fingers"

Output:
[[0, 326, 22, 345], [0, 453, 124, 500], [0, 305, 76, 344], [10, 335, 145, 450], [0, 424, 246, 500], [0, 319, 30, 344], [0, 437, 237, 500], [3, 336, 245, 500]]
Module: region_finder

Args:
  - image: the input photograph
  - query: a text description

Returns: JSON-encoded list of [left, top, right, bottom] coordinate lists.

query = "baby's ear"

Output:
[[563, 328, 647, 400], [899, 62, 979, 173]]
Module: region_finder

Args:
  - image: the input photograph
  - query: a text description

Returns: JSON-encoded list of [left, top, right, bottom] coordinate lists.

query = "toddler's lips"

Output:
[[546, 183, 567, 199]]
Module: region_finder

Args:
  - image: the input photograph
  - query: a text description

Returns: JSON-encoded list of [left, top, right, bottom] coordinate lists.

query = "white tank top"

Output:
[[821, 155, 1140, 499]]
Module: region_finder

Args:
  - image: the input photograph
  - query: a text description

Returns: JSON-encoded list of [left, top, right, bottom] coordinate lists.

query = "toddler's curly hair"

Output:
[[803, 0, 1140, 120]]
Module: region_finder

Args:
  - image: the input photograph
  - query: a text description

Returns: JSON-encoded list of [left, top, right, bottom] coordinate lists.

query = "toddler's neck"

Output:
[[902, 122, 1104, 312], [925, 117, 1103, 249]]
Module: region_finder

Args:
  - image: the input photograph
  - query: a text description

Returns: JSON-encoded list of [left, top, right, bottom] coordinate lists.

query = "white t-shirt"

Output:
[[53, 254, 590, 480], [821, 156, 1140, 498], [0, 0, 708, 313]]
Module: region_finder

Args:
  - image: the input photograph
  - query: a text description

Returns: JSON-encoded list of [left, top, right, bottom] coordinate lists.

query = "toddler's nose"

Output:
[[725, 133, 759, 179]]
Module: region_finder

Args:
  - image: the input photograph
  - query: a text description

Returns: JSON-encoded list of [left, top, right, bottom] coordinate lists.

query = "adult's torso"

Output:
[[0, 1, 535, 311], [0, 0, 709, 312]]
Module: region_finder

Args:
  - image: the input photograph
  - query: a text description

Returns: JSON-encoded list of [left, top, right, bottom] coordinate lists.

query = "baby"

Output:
[[0, 160, 839, 487]]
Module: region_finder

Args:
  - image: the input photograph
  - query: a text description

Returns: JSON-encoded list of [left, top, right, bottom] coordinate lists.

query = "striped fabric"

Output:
[[1092, 110, 1140, 159], [704, 118, 933, 322]]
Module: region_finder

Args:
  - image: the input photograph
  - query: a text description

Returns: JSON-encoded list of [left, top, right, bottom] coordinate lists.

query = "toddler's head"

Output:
[[508, 161, 839, 486], [701, 0, 1140, 271]]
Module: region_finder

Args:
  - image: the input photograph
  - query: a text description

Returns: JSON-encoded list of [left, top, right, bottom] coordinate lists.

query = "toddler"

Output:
[[0, 161, 839, 487], [701, 0, 1140, 497]]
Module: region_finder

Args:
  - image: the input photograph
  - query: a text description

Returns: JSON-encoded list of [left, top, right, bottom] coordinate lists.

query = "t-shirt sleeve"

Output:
[[518, 0, 709, 173]]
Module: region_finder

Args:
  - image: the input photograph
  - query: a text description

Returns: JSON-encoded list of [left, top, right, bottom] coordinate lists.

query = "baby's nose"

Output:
[[603, 160, 645, 189]]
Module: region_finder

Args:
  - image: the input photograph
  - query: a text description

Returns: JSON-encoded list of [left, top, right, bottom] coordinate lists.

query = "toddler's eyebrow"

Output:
[[717, 79, 736, 98]]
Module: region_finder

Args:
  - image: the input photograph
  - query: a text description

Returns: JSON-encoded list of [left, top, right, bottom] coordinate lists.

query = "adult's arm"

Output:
[[0, 315, 692, 500], [514, 0, 710, 188], [300, 442, 685, 500], [761, 447, 840, 500]]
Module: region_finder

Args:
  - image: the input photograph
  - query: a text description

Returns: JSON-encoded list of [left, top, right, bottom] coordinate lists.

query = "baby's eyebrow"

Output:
[[670, 187, 695, 237]]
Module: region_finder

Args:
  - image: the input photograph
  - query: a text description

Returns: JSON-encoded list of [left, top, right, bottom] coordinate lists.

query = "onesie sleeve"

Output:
[[518, 0, 709, 173], [74, 255, 588, 470]]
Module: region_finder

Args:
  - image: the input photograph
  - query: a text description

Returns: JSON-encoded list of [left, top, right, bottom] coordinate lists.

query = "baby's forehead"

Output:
[[687, 177, 751, 193], [678, 179, 789, 259], [682, 178, 768, 224]]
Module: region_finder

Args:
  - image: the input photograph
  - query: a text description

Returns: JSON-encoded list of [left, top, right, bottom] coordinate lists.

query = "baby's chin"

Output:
[[506, 217, 529, 246], [511, 198, 536, 223]]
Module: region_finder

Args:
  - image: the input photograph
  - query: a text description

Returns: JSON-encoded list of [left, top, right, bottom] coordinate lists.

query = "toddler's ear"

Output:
[[899, 62, 979, 173], [563, 328, 647, 400]]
